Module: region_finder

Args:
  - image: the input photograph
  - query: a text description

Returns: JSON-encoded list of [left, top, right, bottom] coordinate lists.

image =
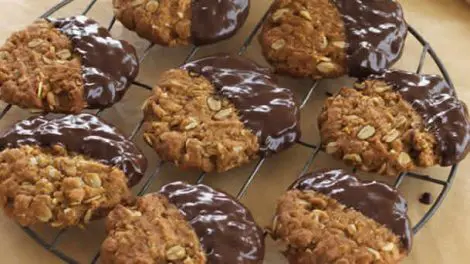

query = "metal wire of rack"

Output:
[[0, 0, 459, 263]]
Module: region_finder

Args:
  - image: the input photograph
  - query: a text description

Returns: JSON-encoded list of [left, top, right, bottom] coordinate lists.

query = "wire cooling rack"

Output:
[[0, 0, 458, 263]]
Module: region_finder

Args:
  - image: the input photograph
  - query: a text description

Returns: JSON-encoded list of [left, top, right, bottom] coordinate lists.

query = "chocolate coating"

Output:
[[160, 182, 265, 264], [182, 54, 300, 155], [332, 0, 407, 77], [50, 16, 139, 108], [191, 0, 250, 45], [291, 169, 412, 251], [369, 70, 470, 166], [0, 114, 147, 186]]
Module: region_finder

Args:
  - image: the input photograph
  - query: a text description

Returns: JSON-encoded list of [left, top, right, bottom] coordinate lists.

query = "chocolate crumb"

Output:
[[325, 91, 334, 97], [419, 192, 433, 205]]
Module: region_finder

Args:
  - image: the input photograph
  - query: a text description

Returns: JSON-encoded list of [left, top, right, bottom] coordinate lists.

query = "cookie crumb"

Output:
[[419, 192, 433, 205]]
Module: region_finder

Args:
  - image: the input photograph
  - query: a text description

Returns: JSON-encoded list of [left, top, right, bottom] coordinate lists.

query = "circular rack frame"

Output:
[[0, 0, 458, 263]]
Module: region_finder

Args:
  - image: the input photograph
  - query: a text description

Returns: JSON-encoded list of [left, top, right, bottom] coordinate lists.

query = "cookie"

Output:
[[318, 70, 470, 176], [0, 16, 139, 113], [0, 145, 132, 228], [102, 182, 265, 263], [271, 169, 411, 264], [259, 0, 407, 79], [101, 193, 206, 264], [142, 54, 300, 172], [0, 113, 147, 187], [0, 114, 147, 228], [113, 0, 249, 46]]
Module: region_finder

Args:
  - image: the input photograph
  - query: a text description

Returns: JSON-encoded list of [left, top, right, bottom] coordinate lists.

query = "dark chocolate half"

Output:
[[191, 0, 250, 45], [182, 54, 300, 155], [49, 16, 139, 109], [291, 169, 412, 251], [332, 0, 407, 77], [367, 70, 470, 166], [160, 182, 265, 264], [0, 114, 147, 186]]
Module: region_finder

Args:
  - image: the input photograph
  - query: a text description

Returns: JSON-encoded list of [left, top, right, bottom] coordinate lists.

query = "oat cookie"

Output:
[[259, 0, 407, 79], [101, 193, 206, 264], [318, 70, 470, 176], [271, 169, 411, 264], [102, 182, 265, 263], [143, 54, 300, 172], [0, 16, 138, 113], [0, 114, 147, 187], [0, 114, 147, 228], [113, 0, 249, 46], [0, 145, 132, 228]]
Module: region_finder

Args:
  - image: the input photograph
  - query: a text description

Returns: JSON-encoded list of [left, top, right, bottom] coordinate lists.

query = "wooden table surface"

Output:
[[0, 0, 468, 263]]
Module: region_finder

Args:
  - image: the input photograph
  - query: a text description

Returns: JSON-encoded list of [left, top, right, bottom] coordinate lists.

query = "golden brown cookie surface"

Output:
[[143, 68, 260, 172], [0, 145, 132, 228], [143, 54, 300, 172], [319, 70, 470, 176], [0, 114, 147, 186], [259, 0, 347, 79], [101, 193, 206, 264], [0, 19, 84, 112], [259, 0, 407, 79], [271, 170, 411, 264], [113, 0, 250, 46], [318, 80, 438, 176], [0, 16, 138, 113]]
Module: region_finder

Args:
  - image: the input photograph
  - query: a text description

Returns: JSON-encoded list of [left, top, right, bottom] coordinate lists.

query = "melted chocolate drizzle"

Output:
[[182, 54, 300, 155], [0, 114, 147, 187], [369, 70, 470, 166], [291, 169, 412, 251], [49, 16, 139, 108], [332, 0, 407, 77], [191, 0, 250, 45], [160, 182, 265, 264]]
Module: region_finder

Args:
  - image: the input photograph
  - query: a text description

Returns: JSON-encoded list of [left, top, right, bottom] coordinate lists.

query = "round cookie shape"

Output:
[[112, 0, 249, 46], [291, 169, 412, 250], [142, 54, 300, 172], [272, 169, 411, 263], [160, 181, 265, 264], [259, 0, 406, 79], [0, 113, 147, 186], [182, 54, 300, 154], [368, 70, 470, 166], [318, 70, 470, 176], [0, 16, 138, 113]]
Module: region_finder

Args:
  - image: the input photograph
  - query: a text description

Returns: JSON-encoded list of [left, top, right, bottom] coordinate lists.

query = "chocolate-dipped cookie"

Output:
[[113, 0, 250, 46], [259, 0, 407, 79], [0, 114, 147, 228], [271, 169, 412, 264], [0, 16, 139, 113], [142, 54, 300, 172], [101, 182, 265, 263], [319, 70, 470, 176]]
